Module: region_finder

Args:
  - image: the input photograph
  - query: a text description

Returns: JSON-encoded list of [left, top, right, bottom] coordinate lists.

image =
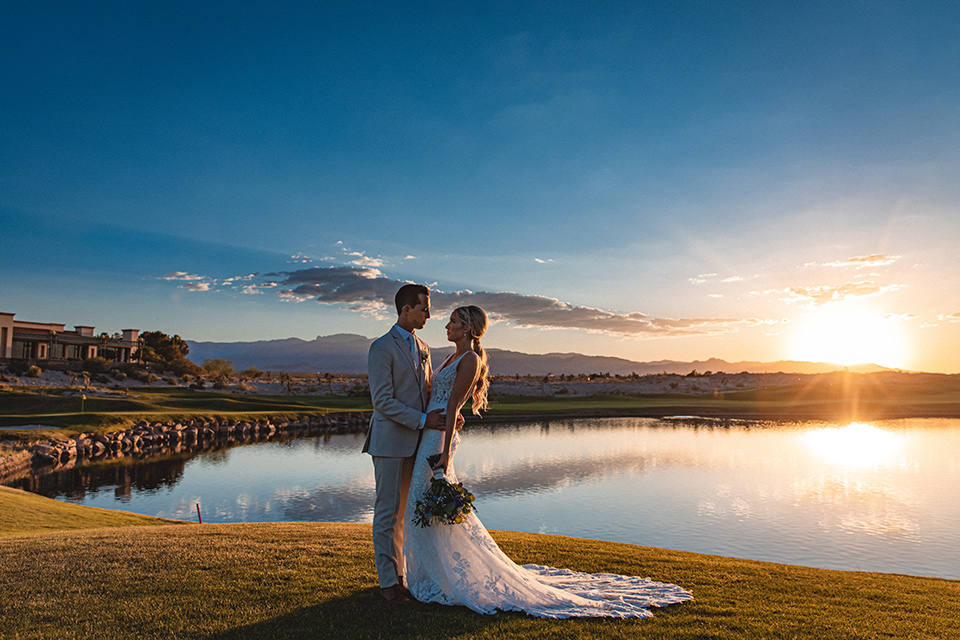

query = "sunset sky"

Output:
[[3, 1, 959, 372]]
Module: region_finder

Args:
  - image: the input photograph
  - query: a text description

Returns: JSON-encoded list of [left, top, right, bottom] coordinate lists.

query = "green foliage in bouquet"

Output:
[[412, 453, 478, 527]]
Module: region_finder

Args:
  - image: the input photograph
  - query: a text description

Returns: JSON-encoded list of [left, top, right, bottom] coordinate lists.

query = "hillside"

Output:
[[188, 334, 892, 376]]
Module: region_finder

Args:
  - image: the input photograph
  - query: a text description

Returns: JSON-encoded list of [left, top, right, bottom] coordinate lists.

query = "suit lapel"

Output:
[[391, 327, 421, 379], [413, 336, 430, 409]]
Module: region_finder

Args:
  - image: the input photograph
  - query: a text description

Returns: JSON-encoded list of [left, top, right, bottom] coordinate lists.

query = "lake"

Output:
[[10, 416, 960, 580]]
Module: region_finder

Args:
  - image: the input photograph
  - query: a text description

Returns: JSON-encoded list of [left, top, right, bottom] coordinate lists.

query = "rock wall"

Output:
[[23, 413, 372, 473]]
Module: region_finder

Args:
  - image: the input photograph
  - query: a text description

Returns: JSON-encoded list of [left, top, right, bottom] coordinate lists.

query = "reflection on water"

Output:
[[793, 423, 919, 540], [802, 423, 905, 468], [8, 417, 960, 580]]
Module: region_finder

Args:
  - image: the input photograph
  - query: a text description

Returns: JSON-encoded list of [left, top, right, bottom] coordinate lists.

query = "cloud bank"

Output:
[[257, 266, 752, 337]]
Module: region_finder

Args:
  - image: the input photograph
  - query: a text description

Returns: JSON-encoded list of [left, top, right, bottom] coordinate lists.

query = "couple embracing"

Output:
[[363, 284, 693, 618]]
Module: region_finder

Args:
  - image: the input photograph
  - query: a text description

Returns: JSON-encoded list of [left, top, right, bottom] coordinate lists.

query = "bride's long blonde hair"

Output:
[[454, 305, 489, 414]]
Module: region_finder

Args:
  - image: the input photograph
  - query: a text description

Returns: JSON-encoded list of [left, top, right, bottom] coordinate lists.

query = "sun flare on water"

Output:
[[802, 423, 904, 468], [785, 308, 910, 369]]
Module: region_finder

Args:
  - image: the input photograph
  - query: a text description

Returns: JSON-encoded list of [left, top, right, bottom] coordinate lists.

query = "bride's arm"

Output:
[[433, 352, 481, 474]]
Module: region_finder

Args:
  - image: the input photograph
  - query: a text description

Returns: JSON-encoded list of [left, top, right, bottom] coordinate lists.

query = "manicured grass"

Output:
[[1, 488, 958, 639], [483, 373, 960, 420], [0, 485, 183, 536], [0, 386, 371, 435], [3, 371, 960, 439]]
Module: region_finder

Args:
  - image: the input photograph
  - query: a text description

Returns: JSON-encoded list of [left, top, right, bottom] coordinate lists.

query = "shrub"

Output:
[[167, 358, 202, 377], [347, 381, 370, 397], [5, 361, 29, 376], [203, 359, 235, 378], [116, 365, 154, 384], [81, 357, 111, 374], [111, 371, 127, 382], [240, 367, 264, 380], [26, 365, 42, 378]]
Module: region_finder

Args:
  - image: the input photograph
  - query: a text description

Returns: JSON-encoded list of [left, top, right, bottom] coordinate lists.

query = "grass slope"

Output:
[[0, 485, 183, 536], [0, 490, 958, 640]]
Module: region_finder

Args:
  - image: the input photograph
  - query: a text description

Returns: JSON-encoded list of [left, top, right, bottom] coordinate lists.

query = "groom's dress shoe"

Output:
[[381, 584, 413, 604], [397, 577, 415, 598]]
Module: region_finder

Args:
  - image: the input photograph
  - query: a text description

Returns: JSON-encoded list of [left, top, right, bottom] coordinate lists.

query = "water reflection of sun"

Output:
[[802, 423, 904, 468]]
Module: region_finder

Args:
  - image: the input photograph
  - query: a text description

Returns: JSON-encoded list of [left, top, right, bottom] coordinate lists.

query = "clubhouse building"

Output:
[[0, 312, 140, 363]]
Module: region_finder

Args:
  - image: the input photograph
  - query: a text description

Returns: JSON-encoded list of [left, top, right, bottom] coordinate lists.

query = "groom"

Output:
[[364, 283, 446, 604]]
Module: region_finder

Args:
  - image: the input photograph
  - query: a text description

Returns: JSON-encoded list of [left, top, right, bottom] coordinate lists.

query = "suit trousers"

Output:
[[372, 454, 415, 588]]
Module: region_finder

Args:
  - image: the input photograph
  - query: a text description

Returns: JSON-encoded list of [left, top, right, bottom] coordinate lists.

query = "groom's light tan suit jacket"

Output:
[[363, 325, 432, 457]]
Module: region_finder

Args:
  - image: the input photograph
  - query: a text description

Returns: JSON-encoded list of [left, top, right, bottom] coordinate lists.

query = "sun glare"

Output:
[[786, 309, 909, 369], [802, 423, 904, 468]]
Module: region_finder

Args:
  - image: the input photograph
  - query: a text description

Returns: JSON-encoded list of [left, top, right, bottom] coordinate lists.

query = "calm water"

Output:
[[12, 417, 960, 580]]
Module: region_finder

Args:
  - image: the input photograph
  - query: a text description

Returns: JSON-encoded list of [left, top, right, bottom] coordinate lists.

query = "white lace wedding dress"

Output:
[[403, 353, 693, 618]]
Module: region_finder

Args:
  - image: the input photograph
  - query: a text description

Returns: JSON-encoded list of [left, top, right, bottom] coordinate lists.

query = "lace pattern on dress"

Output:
[[403, 354, 692, 617]]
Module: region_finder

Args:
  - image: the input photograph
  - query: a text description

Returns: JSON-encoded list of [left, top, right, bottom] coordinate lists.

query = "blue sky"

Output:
[[3, 1, 960, 372]]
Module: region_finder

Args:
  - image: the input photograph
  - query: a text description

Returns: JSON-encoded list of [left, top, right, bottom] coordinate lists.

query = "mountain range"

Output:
[[187, 333, 892, 376]]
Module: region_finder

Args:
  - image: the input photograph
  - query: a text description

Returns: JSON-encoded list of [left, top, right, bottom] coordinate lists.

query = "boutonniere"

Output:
[[420, 349, 429, 364]]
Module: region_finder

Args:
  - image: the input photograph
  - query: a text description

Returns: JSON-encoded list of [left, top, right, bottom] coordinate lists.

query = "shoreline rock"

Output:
[[12, 413, 372, 480]]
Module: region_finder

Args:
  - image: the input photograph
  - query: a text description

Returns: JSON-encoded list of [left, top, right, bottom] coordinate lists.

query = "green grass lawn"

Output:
[[1, 486, 958, 640], [0, 484, 183, 536], [4, 372, 960, 439], [0, 386, 372, 435]]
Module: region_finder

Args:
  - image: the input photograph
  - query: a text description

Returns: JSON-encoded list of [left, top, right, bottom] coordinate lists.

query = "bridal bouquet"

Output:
[[412, 454, 477, 527]]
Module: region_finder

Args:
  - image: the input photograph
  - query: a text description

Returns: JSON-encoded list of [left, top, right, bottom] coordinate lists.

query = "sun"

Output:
[[785, 308, 910, 369]]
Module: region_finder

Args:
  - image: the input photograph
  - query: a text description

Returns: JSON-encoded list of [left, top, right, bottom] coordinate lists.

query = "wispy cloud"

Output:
[[348, 254, 384, 267], [334, 240, 385, 268], [159, 271, 216, 292], [222, 273, 258, 285], [690, 273, 743, 285], [808, 254, 901, 269], [885, 313, 918, 322], [264, 266, 755, 337], [534, 258, 555, 264], [160, 271, 206, 281], [776, 281, 905, 307], [940, 312, 960, 323], [240, 283, 277, 295]]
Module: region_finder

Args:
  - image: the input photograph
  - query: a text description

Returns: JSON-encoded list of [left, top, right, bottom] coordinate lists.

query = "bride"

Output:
[[403, 305, 693, 618]]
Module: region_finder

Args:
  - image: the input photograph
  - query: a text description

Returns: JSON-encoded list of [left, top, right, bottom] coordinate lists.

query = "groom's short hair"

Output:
[[395, 284, 430, 315]]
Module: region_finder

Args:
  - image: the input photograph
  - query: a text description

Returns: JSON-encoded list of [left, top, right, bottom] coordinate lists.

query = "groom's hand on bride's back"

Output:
[[425, 410, 465, 431]]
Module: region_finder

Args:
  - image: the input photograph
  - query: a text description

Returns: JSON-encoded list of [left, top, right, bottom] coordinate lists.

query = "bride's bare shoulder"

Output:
[[456, 351, 481, 372]]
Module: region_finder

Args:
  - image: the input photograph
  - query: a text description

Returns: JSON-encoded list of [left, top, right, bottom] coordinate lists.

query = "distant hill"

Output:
[[187, 334, 893, 376]]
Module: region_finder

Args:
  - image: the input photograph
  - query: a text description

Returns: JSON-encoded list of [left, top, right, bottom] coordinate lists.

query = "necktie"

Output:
[[408, 335, 421, 376]]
